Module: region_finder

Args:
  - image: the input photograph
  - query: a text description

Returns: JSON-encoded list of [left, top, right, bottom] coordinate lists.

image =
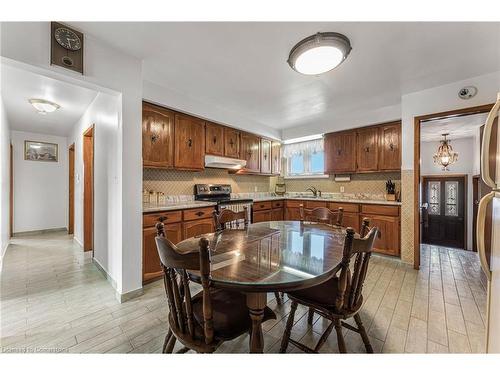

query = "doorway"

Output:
[[421, 175, 467, 249], [9, 143, 13, 238], [83, 126, 94, 252], [413, 103, 494, 269], [68, 144, 75, 235]]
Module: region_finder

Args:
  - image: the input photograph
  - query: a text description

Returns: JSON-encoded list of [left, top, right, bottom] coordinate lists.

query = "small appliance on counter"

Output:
[[194, 184, 253, 221], [275, 176, 286, 196]]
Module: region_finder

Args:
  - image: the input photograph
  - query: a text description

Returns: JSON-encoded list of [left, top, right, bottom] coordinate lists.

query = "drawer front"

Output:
[[143, 210, 182, 227], [271, 200, 284, 209], [361, 204, 399, 217], [328, 202, 359, 213], [285, 200, 304, 208], [183, 206, 215, 221], [253, 201, 272, 211]]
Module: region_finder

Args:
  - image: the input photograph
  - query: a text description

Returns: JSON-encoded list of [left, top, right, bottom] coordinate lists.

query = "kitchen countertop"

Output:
[[143, 201, 217, 213], [252, 196, 402, 206], [143, 196, 401, 212]]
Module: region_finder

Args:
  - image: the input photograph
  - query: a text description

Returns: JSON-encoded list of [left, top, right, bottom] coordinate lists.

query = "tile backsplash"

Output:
[[270, 172, 401, 196], [143, 168, 272, 195], [143, 168, 401, 198]]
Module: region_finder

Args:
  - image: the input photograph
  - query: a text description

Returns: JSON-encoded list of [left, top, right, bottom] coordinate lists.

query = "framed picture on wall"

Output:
[[24, 140, 58, 162]]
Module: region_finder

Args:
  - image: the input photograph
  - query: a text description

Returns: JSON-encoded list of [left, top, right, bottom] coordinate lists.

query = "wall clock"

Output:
[[50, 22, 84, 74]]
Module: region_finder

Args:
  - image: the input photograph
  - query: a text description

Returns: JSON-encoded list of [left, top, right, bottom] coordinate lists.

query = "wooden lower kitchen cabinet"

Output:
[[360, 204, 400, 256], [253, 200, 273, 223], [182, 218, 215, 239], [142, 207, 215, 284], [142, 214, 182, 283]]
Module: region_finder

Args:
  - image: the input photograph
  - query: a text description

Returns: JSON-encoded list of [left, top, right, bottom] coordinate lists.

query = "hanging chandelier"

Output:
[[433, 133, 458, 171]]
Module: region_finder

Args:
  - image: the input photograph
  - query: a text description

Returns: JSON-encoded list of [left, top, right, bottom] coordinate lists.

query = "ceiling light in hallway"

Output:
[[288, 32, 352, 75], [28, 98, 61, 114], [433, 133, 459, 171]]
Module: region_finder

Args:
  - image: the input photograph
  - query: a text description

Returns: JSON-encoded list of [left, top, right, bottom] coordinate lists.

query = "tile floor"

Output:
[[0, 232, 488, 353]]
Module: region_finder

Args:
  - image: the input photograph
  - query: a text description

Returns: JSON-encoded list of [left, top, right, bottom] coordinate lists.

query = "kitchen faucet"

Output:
[[306, 186, 321, 197]]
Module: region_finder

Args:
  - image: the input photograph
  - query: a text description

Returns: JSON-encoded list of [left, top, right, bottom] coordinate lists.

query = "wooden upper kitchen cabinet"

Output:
[[240, 132, 260, 173], [260, 138, 272, 174], [324, 131, 357, 174], [271, 141, 281, 175], [356, 127, 379, 172], [142, 102, 175, 168], [378, 121, 401, 171], [174, 113, 206, 170], [205, 122, 224, 156], [224, 127, 240, 158]]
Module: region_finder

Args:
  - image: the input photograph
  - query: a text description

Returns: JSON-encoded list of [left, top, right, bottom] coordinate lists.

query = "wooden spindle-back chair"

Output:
[[155, 221, 275, 353], [279, 218, 379, 354], [299, 204, 344, 226], [299, 204, 344, 322], [214, 207, 248, 231]]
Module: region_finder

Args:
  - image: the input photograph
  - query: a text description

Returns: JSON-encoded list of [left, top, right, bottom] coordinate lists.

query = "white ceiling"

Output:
[[72, 22, 500, 133], [420, 112, 488, 142], [1, 64, 98, 136]]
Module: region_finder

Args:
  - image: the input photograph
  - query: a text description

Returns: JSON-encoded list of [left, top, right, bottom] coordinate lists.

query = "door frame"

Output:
[[472, 174, 480, 252], [421, 174, 468, 250], [9, 143, 13, 238], [68, 143, 75, 235], [413, 103, 494, 269], [83, 125, 94, 253]]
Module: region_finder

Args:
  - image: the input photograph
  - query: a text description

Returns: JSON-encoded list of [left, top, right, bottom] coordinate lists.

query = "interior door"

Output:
[[422, 175, 466, 249]]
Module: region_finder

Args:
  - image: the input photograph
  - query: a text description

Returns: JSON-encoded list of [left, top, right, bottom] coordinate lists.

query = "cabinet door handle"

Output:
[[195, 211, 204, 217], [188, 139, 193, 147], [377, 230, 382, 239], [158, 216, 167, 222], [389, 143, 394, 151], [213, 136, 217, 144], [337, 149, 342, 156], [364, 147, 370, 153], [263, 153, 267, 160], [151, 133, 159, 143]]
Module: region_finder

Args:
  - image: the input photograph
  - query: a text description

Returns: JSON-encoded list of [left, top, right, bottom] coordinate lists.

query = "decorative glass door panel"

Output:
[[422, 176, 466, 249]]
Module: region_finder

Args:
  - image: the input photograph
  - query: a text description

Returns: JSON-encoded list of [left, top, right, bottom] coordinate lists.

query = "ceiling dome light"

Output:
[[288, 32, 352, 75], [29, 99, 60, 114]]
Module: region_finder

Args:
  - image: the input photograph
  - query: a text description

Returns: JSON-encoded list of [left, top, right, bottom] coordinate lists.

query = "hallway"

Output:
[[0, 232, 488, 353]]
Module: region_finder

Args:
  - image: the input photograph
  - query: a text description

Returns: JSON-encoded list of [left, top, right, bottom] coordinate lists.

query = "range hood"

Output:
[[204, 155, 247, 170]]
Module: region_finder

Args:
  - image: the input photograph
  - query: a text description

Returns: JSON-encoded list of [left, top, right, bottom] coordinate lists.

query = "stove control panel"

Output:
[[195, 184, 232, 197]]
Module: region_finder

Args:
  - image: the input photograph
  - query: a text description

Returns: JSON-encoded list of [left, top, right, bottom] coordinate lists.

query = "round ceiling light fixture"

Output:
[[29, 99, 61, 115], [288, 32, 352, 75]]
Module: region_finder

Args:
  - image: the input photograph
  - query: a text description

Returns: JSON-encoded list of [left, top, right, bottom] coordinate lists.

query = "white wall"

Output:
[[68, 92, 121, 285], [1, 22, 143, 298], [11, 131, 67, 233], [0, 97, 10, 258], [421, 137, 476, 250], [402, 71, 500, 169]]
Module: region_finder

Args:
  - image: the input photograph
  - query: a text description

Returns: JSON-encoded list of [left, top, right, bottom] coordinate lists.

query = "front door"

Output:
[[422, 175, 466, 249]]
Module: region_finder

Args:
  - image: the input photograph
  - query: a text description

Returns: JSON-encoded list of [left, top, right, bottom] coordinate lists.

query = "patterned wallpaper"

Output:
[[143, 168, 272, 195]]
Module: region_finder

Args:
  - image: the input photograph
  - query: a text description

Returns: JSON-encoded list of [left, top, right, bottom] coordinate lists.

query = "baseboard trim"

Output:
[[73, 236, 83, 248], [92, 258, 143, 303], [13, 227, 67, 237], [116, 287, 144, 303], [92, 258, 118, 291]]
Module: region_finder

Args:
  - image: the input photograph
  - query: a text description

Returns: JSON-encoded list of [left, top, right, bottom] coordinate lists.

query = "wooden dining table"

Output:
[[175, 220, 347, 353]]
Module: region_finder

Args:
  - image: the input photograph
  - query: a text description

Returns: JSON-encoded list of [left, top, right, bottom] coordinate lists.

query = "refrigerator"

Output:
[[477, 92, 500, 353]]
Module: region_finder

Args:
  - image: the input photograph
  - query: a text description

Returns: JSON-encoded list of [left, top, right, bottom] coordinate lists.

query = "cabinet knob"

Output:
[[364, 147, 370, 153], [389, 143, 394, 151], [188, 139, 193, 147], [151, 133, 159, 143], [158, 216, 167, 222], [337, 150, 342, 156], [213, 136, 217, 144], [195, 211, 204, 217]]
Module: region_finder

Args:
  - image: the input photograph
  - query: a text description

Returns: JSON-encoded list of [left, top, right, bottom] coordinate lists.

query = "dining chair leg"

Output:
[[165, 334, 177, 353], [354, 313, 373, 353], [307, 307, 315, 325], [313, 320, 335, 352], [334, 318, 347, 353], [279, 300, 298, 353], [162, 329, 173, 353], [274, 292, 282, 305]]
